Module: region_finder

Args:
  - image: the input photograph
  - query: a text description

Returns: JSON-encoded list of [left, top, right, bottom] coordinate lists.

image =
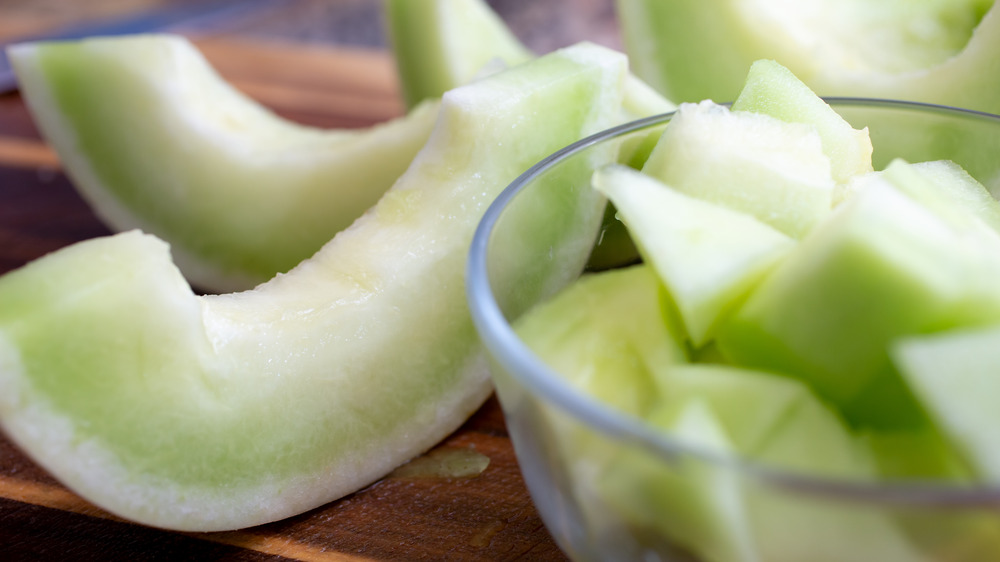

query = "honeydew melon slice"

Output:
[[731, 59, 873, 184], [9, 34, 440, 293], [716, 174, 1000, 429], [383, 0, 675, 118], [383, 0, 676, 273], [593, 164, 794, 346], [0, 42, 627, 531], [383, 0, 532, 109], [641, 100, 835, 238], [617, 0, 1000, 115]]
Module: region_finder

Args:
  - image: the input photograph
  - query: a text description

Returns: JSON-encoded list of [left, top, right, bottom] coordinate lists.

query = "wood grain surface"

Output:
[[0, 1, 624, 558]]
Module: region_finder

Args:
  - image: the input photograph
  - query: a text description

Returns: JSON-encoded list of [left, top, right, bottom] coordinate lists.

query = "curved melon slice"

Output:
[[9, 34, 440, 292], [383, 0, 534, 109], [383, 0, 675, 119], [618, 0, 1000, 114], [0, 42, 626, 531]]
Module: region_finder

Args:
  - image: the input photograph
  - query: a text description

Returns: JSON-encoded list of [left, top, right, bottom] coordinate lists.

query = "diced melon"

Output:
[[648, 364, 823, 455], [10, 34, 439, 292], [641, 100, 835, 238], [893, 326, 1000, 481], [600, 401, 758, 562], [731, 59, 873, 184], [514, 264, 686, 417], [593, 164, 794, 345], [716, 178, 1000, 429], [908, 159, 1000, 234], [740, 394, 923, 562], [0, 42, 627, 531]]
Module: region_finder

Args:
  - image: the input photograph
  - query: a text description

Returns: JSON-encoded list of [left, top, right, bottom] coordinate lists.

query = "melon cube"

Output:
[[641, 100, 835, 238], [716, 178, 1000, 429], [593, 164, 793, 346], [731, 59, 874, 184]]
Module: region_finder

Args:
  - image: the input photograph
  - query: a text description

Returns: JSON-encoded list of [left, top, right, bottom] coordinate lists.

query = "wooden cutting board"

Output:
[[0, 36, 568, 562]]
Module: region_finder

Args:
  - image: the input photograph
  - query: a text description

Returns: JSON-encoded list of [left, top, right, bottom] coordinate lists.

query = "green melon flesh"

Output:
[[893, 326, 1000, 480], [384, 0, 675, 119], [514, 264, 687, 417], [717, 172, 1000, 429], [0, 42, 626, 531], [383, 0, 534, 110], [731, 59, 873, 184], [641, 100, 835, 238], [618, 0, 1000, 114], [9, 34, 440, 292], [593, 164, 793, 346]]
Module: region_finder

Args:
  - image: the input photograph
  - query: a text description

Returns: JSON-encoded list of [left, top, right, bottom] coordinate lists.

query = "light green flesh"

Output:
[[514, 265, 687, 418], [642, 100, 835, 238], [731, 59, 873, 184], [593, 164, 793, 346], [382, 0, 676, 274], [384, 0, 534, 110], [905, 159, 1000, 234], [716, 176, 1000, 429], [600, 402, 758, 562], [0, 43, 626, 531], [618, 0, 1000, 115], [649, 364, 825, 457], [894, 326, 1000, 481], [9, 34, 440, 292]]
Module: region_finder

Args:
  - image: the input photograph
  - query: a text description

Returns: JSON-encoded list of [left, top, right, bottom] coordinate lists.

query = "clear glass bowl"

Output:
[[467, 99, 1000, 562]]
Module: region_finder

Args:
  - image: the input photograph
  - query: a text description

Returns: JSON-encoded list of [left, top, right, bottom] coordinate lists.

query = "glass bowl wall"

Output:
[[467, 100, 1000, 562]]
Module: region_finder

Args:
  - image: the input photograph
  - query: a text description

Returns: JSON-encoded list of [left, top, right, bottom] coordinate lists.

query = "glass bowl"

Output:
[[467, 99, 1000, 562]]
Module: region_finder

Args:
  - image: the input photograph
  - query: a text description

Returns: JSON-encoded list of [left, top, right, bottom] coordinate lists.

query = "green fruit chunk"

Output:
[[10, 34, 440, 292], [618, 0, 1000, 114], [593, 164, 793, 346], [0, 42, 627, 531], [648, 364, 825, 455], [731, 59, 873, 184], [717, 170, 1000, 429], [602, 401, 758, 562], [641, 100, 835, 238], [514, 264, 687, 417], [893, 326, 1000, 481]]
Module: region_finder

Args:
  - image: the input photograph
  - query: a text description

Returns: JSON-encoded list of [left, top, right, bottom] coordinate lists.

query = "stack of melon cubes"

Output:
[[515, 59, 1000, 561]]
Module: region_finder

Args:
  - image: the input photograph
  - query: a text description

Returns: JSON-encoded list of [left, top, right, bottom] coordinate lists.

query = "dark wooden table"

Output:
[[0, 1, 620, 559]]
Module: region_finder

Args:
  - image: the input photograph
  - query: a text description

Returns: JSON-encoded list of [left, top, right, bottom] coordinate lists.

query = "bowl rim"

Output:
[[467, 97, 1000, 508]]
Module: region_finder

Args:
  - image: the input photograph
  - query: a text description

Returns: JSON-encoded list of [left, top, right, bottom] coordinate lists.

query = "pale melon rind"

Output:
[[9, 34, 440, 292], [0, 42, 627, 531], [618, 0, 1000, 115]]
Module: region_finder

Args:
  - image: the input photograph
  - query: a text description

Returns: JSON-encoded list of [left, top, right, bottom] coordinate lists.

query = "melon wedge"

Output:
[[383, 0, 675, 119], [641, 100, 835, 238], [383, 0, 534, 109], [0, 42, 626, 531], [9, 34, 440, 292], [618, 0, 1000, 114]]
